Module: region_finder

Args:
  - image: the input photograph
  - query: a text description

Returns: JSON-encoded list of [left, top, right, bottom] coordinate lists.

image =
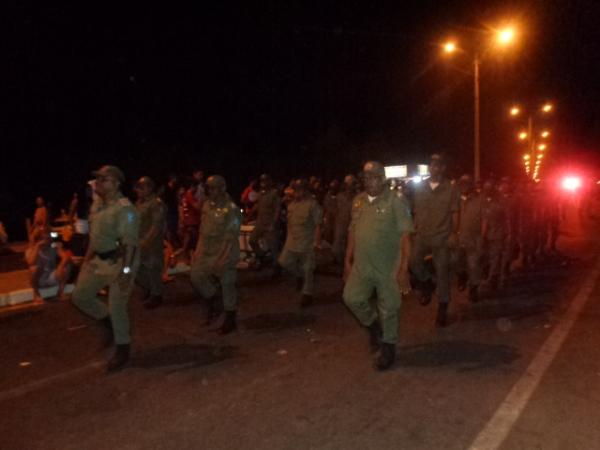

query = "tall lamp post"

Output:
[[443, 26, 518, 181]]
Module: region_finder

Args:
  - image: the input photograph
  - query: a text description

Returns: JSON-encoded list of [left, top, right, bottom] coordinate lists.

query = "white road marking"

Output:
[[0, 361, 103, 403], [469, 255, 600, 450]]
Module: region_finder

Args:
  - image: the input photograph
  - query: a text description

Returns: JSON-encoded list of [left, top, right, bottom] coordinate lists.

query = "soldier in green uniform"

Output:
[[482, 180, 511, 290], [134, 176, 166, 309], [190, 175, 242, 334], [332, 174, 358, 268], [410, 154, 460, 327], [249, 174, 281, 270], [343, 161, 413, 370], [72, 165, 139, 372], [455, 175, 486, 302], [278, 179, 323, 307]]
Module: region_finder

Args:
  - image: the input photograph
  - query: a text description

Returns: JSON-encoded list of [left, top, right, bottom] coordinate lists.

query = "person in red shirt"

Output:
[[180, 179, 202, 264]]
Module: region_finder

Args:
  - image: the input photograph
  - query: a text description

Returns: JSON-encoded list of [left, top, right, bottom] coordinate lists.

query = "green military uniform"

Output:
[[135, 196, 166, 296], [190, 194, 242, 311], [249, 188, 280, 262], [410, 178, 460, 303], [331, 190, 354, 265], [322, 191, 338, 244], [278, 197, 322, 296], [483, 195, 510, 285], [343, 189, 414, 344], [456, 192, 484, 287], [72, 195, 139, 345]]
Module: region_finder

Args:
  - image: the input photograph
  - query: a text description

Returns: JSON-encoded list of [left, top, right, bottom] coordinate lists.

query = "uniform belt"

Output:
[[94, 249, 118, 260]]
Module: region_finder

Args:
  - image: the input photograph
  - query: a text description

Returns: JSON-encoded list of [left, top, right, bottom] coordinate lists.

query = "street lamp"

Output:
[[510, 101, 554, 179], [510, 106, 521, 116], [442, 24, 519, 180]]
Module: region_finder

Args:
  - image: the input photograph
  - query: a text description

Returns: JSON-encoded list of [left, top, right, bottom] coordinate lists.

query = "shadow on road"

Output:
[[241, 312, 316, 332], [397, 340, 519, 372], [132, 344, 238, 371]]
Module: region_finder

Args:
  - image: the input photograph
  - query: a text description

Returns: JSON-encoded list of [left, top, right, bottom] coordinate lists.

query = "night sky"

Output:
[[4, 1, 599, 236]]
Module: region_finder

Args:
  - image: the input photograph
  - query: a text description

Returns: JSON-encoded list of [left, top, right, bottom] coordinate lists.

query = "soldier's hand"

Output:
[[397, 270, 411, 295]]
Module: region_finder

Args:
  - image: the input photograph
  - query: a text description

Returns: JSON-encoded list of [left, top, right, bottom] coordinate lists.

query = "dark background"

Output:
[[3, 1, 599, 238]]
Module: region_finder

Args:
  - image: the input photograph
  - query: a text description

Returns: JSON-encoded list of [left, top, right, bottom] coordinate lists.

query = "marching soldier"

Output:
[[410, 154, 460, 327], [278, 179, 323, 307], [190, 175, 242, 334], [343, 161, 413, 370], [134, 176, 166, 309], [455, 175, 485, 302], [72, 165, 139, 372], [249, 174, 281, 270]]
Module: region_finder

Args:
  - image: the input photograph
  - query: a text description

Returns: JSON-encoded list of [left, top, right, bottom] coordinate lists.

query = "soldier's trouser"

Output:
[[136, 259, 163, 296], [410, 236, 451, 303], [249, 225, 278, 260], [331, 224, 348, 265], [190, 260, 238, 312], [278, 248, 315, 296], [343, 267, 401, 344], [72, 257, 136, 345], [487, 239, 505, 281], [455, 239, 482, 286]]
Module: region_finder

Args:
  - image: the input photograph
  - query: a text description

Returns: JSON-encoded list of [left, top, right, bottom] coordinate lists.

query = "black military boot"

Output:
[[374, 343, 396, 371], [99, 316, 114, 349], [300, 294, 313, 308], [107, 344, 130, 372], [218, 311, 237, 335], [435, 303, 449, 328], [143, 295, 163, 309], [367, 320, 382, 353], [468, 285, 479, 303], [419, 279, 435, 306]]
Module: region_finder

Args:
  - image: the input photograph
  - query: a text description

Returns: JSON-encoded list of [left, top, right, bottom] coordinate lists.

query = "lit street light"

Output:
[[442, 23, 519, 180], [541, 130, 550, 138], [510, 106, 521, 116], [518, 131, 528, 140], [542, 103, 553, 113], [538, 143, 547, 151]]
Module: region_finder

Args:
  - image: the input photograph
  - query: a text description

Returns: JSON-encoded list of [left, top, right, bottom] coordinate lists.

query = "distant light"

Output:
[[538, 144, 547, 151], [537, 154, 544, 159], [412, 176, 422, 184], [497, 27, 516, 46], [542, 103, 553, 113], [541, 130, 550, 138], [510, 106, 520, 116], [523, 154, 530, 160], [418, 164, 430, 176], [562, 176, 582, 192], [384, 165, 408, 179], [518, 131, 528, 140], [443, 41, 457, 54]]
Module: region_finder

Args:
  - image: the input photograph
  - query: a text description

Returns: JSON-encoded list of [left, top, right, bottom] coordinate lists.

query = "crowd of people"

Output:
[[18, 153, 575, 372]]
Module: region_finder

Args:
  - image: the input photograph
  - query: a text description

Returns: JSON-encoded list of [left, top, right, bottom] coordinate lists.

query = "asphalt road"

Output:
[[1, 208, 599, 450]]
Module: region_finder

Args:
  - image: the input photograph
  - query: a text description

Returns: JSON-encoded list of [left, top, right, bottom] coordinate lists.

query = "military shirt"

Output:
[[199, 194, 242, 259], [350, 189, 414, 274], [255, 188, 280, 228], [285, 197, 323, 253], [136, 196, 166, 258], [89, 195, 138, 254], [459, 193, 484, 240], [483, 196, 509, 241], [413, 179, 460, 240]]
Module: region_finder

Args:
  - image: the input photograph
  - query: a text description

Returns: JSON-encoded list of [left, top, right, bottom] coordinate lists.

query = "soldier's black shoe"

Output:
[[374, 343, 396, 371], [218, 311, 237, 335], [295, 277, 304, 291], [107, 344, 130, 372], [457, 272, 468, 292], [367, 320, 382, 353], [300, 294, 313, 308], [99, 316, 114, 349], [435, 303, 449, 328], [468, 285, 480, 303], [419, 280, 435, 306], [143, 295, 163, 309]]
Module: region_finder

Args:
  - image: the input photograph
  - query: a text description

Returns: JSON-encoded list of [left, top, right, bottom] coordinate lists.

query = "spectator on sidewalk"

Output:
[[25, 228, 73, 303]]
